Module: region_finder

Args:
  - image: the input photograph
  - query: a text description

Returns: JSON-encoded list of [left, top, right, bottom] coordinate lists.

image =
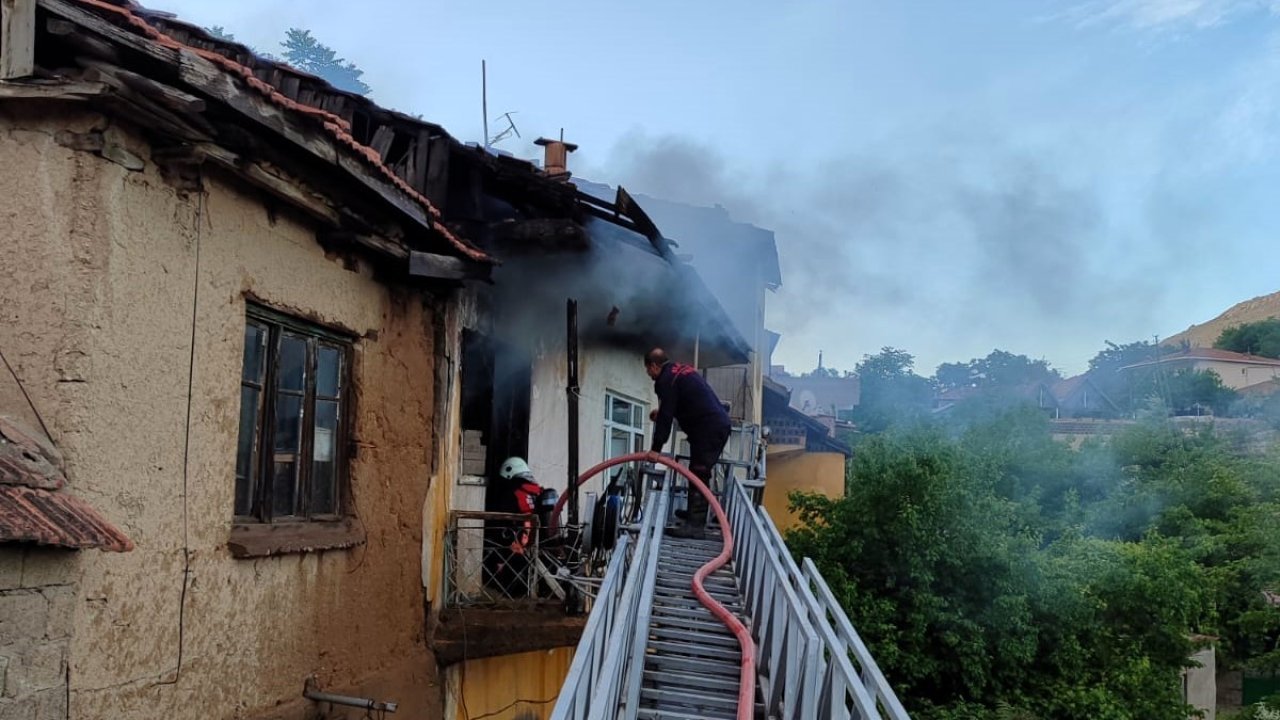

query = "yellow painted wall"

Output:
[[762, 451, 846, 532], [444, 647, 575, 720]]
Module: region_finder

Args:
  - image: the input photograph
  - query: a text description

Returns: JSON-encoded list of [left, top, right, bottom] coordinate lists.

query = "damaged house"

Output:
[[0, 1, 752, 718]]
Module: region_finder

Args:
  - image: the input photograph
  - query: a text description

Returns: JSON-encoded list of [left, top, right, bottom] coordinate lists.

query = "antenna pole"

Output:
[[482, 60, 489, 148]]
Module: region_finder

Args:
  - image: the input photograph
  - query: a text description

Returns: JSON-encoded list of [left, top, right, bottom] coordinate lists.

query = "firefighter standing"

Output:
[[645, 348, 731, 540]]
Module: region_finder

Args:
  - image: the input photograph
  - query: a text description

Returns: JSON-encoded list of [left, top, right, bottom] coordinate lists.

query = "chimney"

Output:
[[535, 136, 578, 181]]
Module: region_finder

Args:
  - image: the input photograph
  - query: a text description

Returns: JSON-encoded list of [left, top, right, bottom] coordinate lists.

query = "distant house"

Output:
[[772, 369, 861, 418], [1052, 374, 1121, 418], [760, 378, 850, 531], [1120, 348, 1280, 391], [932, 382, 1060, 416], [933, 386, 982, 413]]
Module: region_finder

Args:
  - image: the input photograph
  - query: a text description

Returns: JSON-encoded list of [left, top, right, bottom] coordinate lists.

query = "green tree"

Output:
[[851, 347, 934, 433], [786, 423, 1218, 719], [785, 404, 1280, 718], [1215, 318, 1280, 359], [206, 25, 236, 41], [935, 350, 1059, 392], [1165, 368, 1238, 416], [281, 29, 372, 96]]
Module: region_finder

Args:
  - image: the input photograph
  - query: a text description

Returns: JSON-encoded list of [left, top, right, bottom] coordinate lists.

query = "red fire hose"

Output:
[[551, 452, 756, 720]]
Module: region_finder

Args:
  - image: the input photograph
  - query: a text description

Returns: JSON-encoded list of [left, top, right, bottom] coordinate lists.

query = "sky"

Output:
[[155, 0, 1280, 376]]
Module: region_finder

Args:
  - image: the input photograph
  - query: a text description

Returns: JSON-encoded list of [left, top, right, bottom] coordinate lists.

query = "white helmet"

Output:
[[499, 457, 532, 480]]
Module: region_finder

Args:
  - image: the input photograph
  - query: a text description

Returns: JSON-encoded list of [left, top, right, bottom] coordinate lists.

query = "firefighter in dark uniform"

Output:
[[645, 348, 731, 540]]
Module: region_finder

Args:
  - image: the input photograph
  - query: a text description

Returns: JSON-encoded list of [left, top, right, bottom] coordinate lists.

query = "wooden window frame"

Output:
[[235, 304, 353, 525]]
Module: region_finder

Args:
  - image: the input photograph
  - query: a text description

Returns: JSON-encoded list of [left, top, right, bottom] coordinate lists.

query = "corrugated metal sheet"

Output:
[[0, 416, 132, 552]]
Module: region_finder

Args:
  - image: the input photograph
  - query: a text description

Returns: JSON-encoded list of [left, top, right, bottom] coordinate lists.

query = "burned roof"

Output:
[[17, 0, 504, 267], [0, 416, 133, 552]]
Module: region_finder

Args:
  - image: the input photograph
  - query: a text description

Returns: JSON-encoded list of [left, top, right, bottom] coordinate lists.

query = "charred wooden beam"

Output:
[[423, 135, 450, 209], [46, 15, 122, 62], [1, 0, 35, 79], [408, 250, 489, 282], [489, 217, 588, 253]]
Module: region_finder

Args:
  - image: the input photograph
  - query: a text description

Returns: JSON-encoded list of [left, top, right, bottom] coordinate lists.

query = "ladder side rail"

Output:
[[620, 483, 671, 720], [726, 477, 822, 720], [758, 510, 886, 720], [802, 558, 911, 720], [549, 532, 633, 720], [586, 485, 666, 720]]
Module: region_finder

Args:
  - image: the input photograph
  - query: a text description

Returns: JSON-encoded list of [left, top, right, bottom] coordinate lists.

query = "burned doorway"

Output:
[[460, 329, 533, 598], [459, 329, 532, 511]]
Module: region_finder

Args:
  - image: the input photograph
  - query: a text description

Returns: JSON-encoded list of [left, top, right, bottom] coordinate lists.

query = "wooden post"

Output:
[[566, 299, 580, 526], [1, 0, 36, 79]]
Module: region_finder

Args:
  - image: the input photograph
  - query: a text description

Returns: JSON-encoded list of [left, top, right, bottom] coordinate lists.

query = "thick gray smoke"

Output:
[[576, 131, 1173, 375], [487, 222, 740, 362]]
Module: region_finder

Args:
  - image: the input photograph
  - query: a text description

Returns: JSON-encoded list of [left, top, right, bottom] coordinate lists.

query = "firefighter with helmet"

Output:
[[498, 456, 543, 555]]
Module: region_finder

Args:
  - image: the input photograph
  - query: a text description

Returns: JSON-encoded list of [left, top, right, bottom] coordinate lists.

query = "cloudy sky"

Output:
[[155, 0, 1280, 376]]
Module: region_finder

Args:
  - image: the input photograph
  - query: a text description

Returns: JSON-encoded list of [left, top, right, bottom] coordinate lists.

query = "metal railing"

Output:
[[729, 475, 911, 720], [552, 469, 910, 720], [724, 474, 821, 719], [442, 510, 542, 606], [551, 478, 670, 720]]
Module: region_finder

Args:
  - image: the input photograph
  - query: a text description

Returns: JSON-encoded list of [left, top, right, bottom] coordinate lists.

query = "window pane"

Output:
[[316, 345, 342, 398], [311, 399, 339, 515], [242, 323, 267, 383], [234, 385, 260, 516], [610, 397, 632, 426], [633, 433, 645, 453], [609, 428, 629, 459], [632, 405, 644, 429], [272, 393, 303, 517], [278, 334, 307, 392]]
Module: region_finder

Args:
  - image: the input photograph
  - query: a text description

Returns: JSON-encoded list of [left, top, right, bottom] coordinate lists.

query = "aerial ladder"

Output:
[[547, 448, 911, 720]]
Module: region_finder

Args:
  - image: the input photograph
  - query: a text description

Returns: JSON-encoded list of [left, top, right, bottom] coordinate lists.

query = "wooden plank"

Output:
[[423, 135, 450, 208], [0, 78, 107, 100], [408, 250, 488, 281], [79, 56, 206, 113], [368, 124, 395, 160], [409, 129, 430, 190], [1, 0, 36, 79], [40, 0, 178, 65]]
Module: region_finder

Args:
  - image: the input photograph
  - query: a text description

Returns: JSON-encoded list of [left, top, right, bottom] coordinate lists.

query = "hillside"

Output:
[[1165, 290, 1280, 348]]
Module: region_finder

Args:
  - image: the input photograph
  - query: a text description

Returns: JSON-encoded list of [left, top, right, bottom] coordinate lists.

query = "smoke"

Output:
[[487, 222, 738, 362], [575, 130, 1184, 375]]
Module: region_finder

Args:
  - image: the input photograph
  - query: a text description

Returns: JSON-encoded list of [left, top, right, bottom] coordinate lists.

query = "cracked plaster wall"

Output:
[[0, 105, 443, 719]]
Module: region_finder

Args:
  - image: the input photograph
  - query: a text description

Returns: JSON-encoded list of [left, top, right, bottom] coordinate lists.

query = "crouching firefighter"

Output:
[[490, 457, 556, 598]]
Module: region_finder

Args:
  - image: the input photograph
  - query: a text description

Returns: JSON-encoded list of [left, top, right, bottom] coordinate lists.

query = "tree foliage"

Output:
[[935, 350, 1060, 392], [851, 347, 935, 434], [206, 25, 236, 41], [1215, 319, 1280, 359], [281, 29, 372, 96], [787, 413, 1280, 719]]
